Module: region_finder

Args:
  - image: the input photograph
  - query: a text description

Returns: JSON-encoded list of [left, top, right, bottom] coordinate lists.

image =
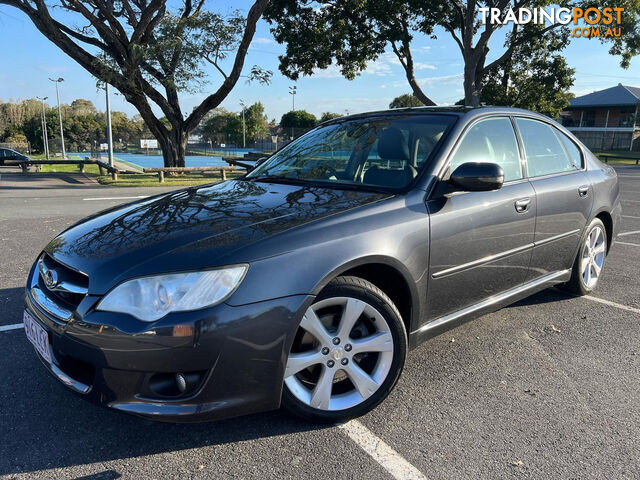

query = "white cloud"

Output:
[[311, 64, 344, 79], [252, 37, 275, 45], [418, 73, 464, 87], [414, 62, 437, 71]]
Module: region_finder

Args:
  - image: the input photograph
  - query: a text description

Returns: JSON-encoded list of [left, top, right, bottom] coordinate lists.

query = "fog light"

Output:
[[175, 373, 187, 393]]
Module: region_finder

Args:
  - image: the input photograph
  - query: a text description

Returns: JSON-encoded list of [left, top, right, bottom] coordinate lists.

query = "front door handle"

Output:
[[515, 197, 531, 213], [578, 185, 589, 197]]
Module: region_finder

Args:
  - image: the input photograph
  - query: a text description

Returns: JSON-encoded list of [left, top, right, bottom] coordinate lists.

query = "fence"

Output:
[[0, 142, 30, 154], [571, 130, 636, 152]]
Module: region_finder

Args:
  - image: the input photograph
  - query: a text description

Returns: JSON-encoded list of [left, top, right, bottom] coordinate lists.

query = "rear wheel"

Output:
[[564, 218, 607, 295], [282, 276, 407, 423]]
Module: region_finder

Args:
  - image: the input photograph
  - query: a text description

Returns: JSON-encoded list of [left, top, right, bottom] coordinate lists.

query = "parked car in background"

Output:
[[24, 106, 621, 423], [0, 147, 29, 165]]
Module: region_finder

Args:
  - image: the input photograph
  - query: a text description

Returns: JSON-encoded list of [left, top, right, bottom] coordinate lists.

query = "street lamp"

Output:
[[104, 83, 114, 168], [36, 96, 49, 160], [289, 85, 297, 111], [239, 99, 246, 149], [288, 86, 297, 139], [49, 77, 66, 159]]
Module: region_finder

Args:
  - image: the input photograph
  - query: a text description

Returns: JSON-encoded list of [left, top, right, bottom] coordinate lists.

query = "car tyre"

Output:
[[563, 217, 608, 295], [282, 276, 407, 423]]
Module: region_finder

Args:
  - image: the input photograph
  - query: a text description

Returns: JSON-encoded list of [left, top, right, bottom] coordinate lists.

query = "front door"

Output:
[[426, 117, 536, 320], [513, 117, 594, 280]]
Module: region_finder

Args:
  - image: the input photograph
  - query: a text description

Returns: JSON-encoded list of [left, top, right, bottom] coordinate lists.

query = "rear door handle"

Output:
[[515, 197, 531, 213], [578, 185, 589, 197]]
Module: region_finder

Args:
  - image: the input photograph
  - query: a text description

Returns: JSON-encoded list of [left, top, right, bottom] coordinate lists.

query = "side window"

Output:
[[450, 117, 522, 182], [554, 130, 583, 170], [515, 118, 578, 177]]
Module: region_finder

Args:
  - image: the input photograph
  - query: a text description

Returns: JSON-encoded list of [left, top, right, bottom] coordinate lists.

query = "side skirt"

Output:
[[409, 269, 571, 348]]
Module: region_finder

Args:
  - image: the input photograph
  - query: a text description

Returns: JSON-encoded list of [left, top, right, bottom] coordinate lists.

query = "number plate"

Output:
[[24, 310, 52, 364]]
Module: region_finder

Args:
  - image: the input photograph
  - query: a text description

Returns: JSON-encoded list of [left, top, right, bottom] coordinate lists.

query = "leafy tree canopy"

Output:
[[265, 0, 640, 107], [389, 94, 424, 109], [0, 0, 272, 166], [319, 112, 343, 122], [280, 110, 317, 128]]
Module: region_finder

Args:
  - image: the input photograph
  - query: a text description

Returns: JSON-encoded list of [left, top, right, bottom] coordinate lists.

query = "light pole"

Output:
[[289, 86, 297, 139], [49, 77, 66, 159], [36, 96, 50, 160], [105, 83, 114, 168], [240, 99, 246, 149]]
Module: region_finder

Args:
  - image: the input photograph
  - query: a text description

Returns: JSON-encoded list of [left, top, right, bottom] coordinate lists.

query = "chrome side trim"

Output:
[[432, 243, 533, 279], [30, 285, 73, 321], [415, 269, 571, 335], [533, 229, 581, 247]]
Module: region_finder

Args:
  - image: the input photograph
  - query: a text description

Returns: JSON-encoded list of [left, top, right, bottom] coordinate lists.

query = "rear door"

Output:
[[513, 117, 593, 280], [426, 117, 536, 320]]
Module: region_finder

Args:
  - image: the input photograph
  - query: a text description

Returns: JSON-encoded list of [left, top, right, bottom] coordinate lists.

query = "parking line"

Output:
[[616, 241, 640, 247], [622, 199, 640, 203], [622, 215, 640, 220], [619, 230, 640, 237], [339, 420, 427, 480], [83, 196, 148, 201], [0, 323, 23, 332], [583, 296, 640, 315]]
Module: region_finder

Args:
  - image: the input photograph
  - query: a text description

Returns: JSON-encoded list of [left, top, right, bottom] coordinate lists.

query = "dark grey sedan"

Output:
[[24, 107, 621, 423]]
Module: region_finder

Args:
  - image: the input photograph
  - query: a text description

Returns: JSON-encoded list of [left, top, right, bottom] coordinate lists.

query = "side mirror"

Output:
[[450, 162, 504, 192], [255, 156, 269, 166]]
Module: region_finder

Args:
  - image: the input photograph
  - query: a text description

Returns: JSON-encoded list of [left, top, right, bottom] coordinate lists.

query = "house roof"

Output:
[[568, 84, 640, 108]]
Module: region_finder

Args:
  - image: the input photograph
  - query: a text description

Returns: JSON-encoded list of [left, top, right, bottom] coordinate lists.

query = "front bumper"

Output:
[[25, 265, 312, 422]]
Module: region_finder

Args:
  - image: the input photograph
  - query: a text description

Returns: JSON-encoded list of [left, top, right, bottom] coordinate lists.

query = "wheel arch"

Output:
[[310, 255, 420, 335], [593, 208, 613, 254]]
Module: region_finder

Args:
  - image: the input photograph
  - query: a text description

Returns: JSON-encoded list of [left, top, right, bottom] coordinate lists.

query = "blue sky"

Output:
[[1, 1, 639, 122]]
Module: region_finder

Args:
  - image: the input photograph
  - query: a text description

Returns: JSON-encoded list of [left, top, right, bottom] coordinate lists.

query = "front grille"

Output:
[[31, 253, 89, 320]]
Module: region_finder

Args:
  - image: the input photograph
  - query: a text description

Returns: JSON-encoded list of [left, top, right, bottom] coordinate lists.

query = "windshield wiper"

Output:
[[247, 175, 309, 185]]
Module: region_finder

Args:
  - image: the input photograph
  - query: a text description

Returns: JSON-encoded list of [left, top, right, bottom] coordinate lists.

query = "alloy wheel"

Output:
[[580, 225, 606, 289], [284, 296, 394, 411]]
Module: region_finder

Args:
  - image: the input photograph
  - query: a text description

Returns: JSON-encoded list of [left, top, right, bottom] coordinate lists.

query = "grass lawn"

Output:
[[97, 171, 245, 187], [594, 151, 640, 165], [35, 160, 244, 187]]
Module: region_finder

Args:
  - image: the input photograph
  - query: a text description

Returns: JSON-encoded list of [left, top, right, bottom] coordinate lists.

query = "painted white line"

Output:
[[338, 420, 427, 480], [622, 199, 640, 203], [0, 323, 23, 332], [623, 215, 640, 220], [616, 241, 640, 247], [618, 175, 640, 179], [83, 195, 147, 201], [583, 296, 640, 315], [619, 230, 640, 237]]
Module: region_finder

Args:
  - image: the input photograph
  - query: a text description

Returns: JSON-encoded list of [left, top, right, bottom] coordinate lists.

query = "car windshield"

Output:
[[246, 114, 456, 190]]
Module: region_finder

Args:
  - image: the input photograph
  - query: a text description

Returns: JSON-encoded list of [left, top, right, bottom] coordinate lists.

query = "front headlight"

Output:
[[96, 265, 248, 322]]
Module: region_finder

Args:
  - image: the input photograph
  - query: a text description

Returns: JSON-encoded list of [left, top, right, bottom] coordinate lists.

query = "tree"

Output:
[[319, 112, 343, 122], [265, 0, 640, 106], [70, 99, 97, 116], [0, 0, 272, 167], [245, 102, 269, 140], [201, 109, 244, 145], [5, 132, 28, 144], [280, 110, 317, 129], [389, 94, 424, 109], [469, 28, 575, 118]]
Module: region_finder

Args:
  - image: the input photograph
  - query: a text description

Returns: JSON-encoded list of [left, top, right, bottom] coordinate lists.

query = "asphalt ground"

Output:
[[0, 166, 639, 479]]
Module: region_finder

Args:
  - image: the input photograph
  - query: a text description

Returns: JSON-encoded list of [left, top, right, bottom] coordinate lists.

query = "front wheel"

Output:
[[282, 276, 407, 423], [564, 218, 608, 295]]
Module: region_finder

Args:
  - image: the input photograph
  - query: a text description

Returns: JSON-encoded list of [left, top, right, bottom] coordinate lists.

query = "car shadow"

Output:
[[511, 286, 575, 307], [0, 285, 325, 476]]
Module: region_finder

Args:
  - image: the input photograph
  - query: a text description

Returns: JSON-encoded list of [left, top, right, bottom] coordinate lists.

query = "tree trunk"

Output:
[[463, 64, 481, 107], [159, 126, 187, 168]]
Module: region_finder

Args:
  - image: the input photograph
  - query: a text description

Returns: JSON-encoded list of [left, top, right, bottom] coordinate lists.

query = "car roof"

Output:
[[321, 106, 553, 125]]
